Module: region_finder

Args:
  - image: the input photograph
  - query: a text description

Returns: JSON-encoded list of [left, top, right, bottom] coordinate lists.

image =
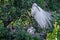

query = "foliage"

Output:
[[0, 0, 60, 40], [0, 25, 40, 40], [46, 22, 59, 40]]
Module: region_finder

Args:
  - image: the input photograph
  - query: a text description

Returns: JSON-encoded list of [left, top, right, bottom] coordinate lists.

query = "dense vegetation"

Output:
[[0, 0, 60, 40]]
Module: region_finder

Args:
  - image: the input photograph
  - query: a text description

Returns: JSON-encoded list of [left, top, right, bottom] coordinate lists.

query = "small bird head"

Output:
[[31, 3, 38, 17]]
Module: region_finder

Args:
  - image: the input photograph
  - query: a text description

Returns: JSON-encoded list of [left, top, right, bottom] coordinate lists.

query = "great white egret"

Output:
[[31, 3, 54, 32]]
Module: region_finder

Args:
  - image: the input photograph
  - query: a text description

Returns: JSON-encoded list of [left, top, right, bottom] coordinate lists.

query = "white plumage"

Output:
[[27, 26, 35, 34], [31, 3, 53, 29]]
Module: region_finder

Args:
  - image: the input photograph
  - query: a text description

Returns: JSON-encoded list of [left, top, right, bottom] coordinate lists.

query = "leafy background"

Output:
[[0, 0, 60, 40]]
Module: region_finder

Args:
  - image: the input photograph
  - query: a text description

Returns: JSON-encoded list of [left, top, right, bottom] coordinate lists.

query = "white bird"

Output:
[[27, 26, 35, 34], [31, 3, 54, 30]]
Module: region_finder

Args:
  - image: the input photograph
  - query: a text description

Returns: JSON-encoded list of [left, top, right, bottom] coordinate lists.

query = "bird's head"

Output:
[[31, 3, 38, 17]]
